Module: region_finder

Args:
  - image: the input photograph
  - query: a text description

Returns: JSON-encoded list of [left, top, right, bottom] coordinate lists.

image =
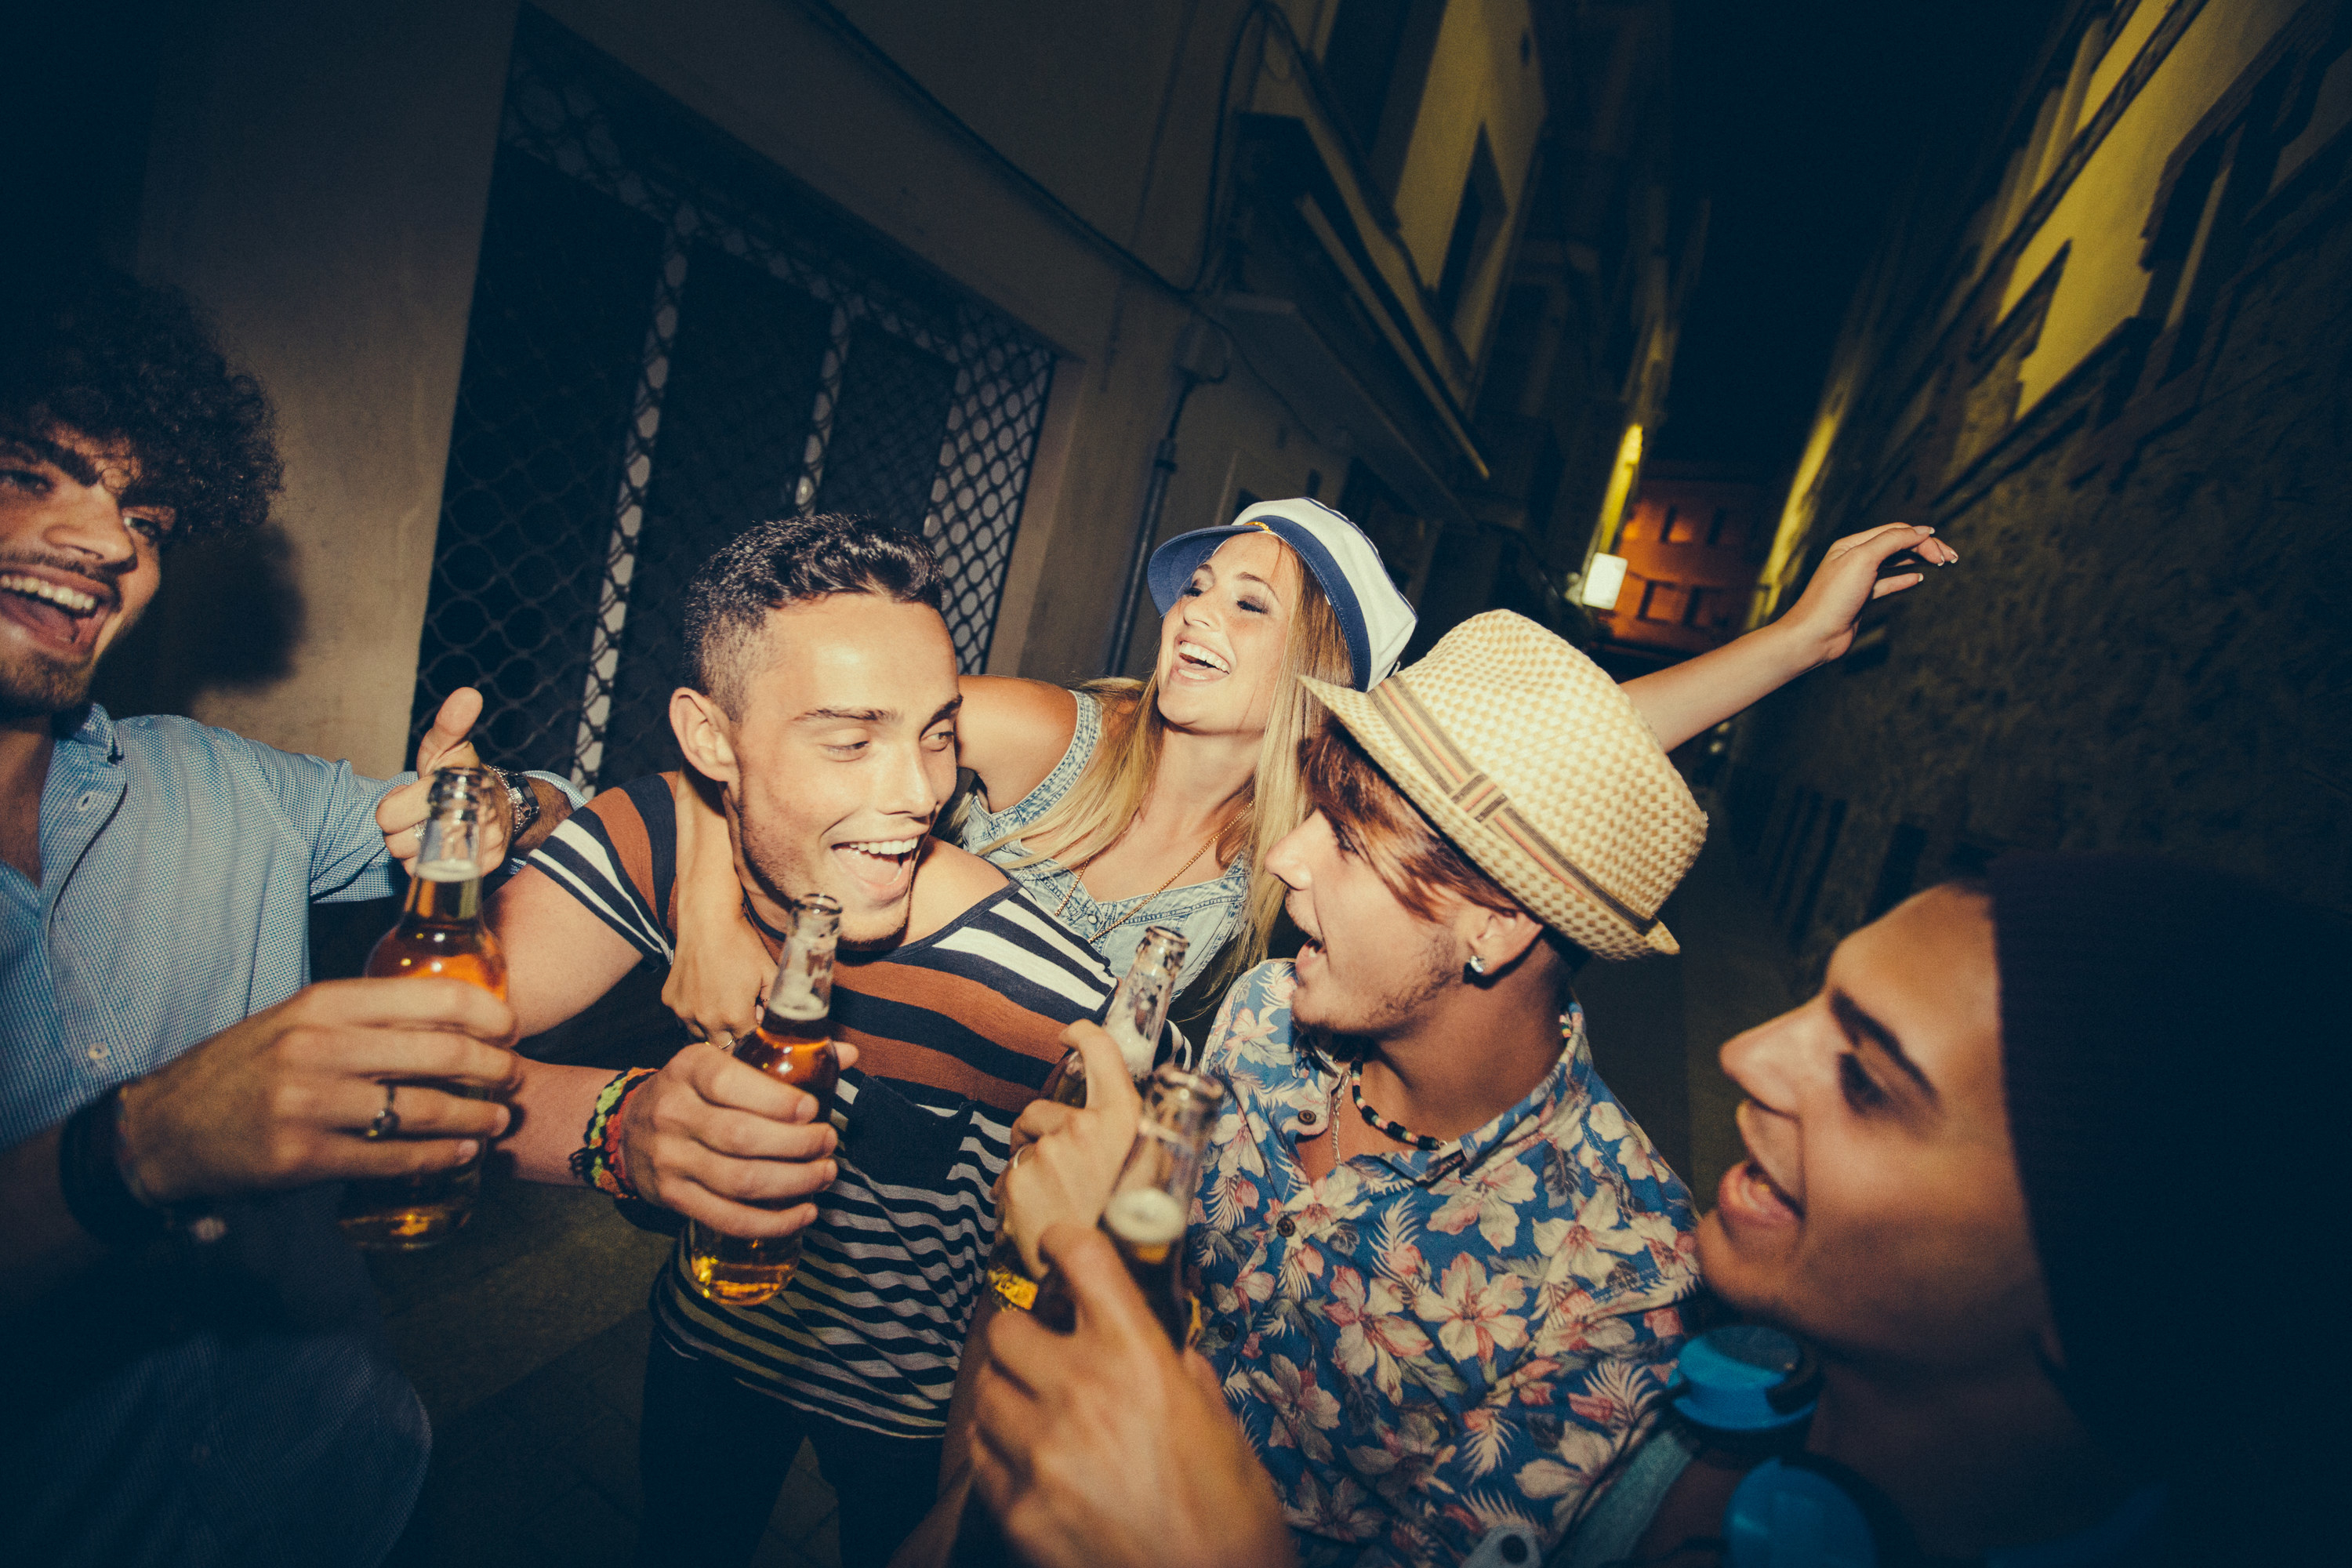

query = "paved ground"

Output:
[[373, 1180, 842, 1568], [365, 964, 846, 1568], [1575, 790, 1804, 1207], [365, 795, 1802, 1566]]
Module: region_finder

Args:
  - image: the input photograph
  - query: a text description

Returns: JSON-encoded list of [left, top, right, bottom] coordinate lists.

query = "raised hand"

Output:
[[615, 1038, 862, 1239], [1777, 521, 1959, 663], [1617, 521, 1962, 751], [998, 1019, 1144, 1278], [376, 687, 514, 874], [114, 976, 521, 1204]]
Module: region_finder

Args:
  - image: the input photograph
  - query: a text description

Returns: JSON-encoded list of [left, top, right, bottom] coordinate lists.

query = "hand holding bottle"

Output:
[[115, 976, 520, 1206], [971, 1224, 1295, 1568], [999, 1019, 1145, 1280], [614, 1038, 853, 1242]]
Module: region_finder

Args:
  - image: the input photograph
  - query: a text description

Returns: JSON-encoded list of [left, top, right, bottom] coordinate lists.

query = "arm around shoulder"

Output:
[[957, 677, 1081, 815], [489, 861, 652, 1040], [666, 771, 775, 1041]]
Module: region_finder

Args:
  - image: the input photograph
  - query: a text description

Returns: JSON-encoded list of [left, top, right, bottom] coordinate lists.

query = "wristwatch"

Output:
[[493, 766, 541, 841]]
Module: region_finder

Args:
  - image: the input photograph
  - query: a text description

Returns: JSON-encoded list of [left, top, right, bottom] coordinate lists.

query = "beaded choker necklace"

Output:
[[1345, 1060, 1461, 1155]]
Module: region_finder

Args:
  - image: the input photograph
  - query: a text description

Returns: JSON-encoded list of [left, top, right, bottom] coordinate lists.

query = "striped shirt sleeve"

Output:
[[523, 774, 680, 963]]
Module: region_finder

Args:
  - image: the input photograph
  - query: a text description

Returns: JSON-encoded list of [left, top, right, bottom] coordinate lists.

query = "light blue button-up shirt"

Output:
[[0, 702, 570, 1567]]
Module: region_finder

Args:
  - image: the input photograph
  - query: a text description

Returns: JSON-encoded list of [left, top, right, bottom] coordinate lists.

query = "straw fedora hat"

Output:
[[1298, 610, 1708, 960]]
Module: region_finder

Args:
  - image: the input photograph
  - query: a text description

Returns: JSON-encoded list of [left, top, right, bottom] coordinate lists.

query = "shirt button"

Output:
[[1297, 1109, 1319, 1128], [86, 1043, 109, 1062], [1276, 1216, 1296, 1238]]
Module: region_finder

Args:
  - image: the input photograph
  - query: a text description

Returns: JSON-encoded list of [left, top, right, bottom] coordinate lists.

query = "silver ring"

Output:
[[713, 1030, 735, 1051], [364, 1083, 400, 1140]]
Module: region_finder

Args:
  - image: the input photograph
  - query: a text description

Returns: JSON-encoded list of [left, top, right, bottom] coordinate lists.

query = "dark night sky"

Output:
[[1656, 0, 2065, 471]]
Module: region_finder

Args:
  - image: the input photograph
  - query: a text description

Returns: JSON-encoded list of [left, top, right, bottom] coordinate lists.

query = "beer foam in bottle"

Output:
[[767, 982, 825, 1022], [1103, 1005, 1156, 1081], [1104, 1187, 1186, 1256]]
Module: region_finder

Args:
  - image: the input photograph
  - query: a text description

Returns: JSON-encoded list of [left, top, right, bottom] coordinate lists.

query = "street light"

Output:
[[1581, 552, 1629, 610]]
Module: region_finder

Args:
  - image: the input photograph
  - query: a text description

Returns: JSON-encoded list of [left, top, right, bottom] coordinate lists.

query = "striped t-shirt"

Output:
[[528, 774, 1112, 1437]]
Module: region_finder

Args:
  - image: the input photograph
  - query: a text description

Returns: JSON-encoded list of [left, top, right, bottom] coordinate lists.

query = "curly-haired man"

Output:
[[0, 268, 576, 1566]]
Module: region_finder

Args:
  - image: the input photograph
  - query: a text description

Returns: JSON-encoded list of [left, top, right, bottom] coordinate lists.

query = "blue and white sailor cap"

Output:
[[1146, 497, 1417, 690]]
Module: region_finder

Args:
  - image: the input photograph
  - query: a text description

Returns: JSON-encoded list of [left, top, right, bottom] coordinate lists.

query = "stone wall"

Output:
[[1728, 67, 2352, 978]]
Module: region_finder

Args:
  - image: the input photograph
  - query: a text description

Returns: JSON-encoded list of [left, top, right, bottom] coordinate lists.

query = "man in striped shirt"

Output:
[[491, 516, 1112, 1568]]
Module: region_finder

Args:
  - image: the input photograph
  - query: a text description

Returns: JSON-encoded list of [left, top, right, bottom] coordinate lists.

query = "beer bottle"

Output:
[[1033, 1064, 1224, 1348], [987, 927, 1189, 1312], [1037, 925, 1189, 1106], [684, 893, 844, 1307], [950, 1073, 1224, 1568], [339, 766, 511, 1251]]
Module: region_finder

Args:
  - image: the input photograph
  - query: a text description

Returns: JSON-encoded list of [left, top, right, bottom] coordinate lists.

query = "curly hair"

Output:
[[0, 267, 281, 546]]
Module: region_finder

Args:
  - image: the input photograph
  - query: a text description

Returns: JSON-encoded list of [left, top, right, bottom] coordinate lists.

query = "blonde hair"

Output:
[[982, 542, 1353, 992]]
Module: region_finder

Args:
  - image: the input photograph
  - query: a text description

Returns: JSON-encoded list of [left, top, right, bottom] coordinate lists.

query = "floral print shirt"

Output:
[[1191, 962, 1700, 1566]]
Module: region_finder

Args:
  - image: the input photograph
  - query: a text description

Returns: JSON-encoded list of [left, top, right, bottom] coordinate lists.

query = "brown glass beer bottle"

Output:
[[338, 766, 510, 1251], [1030, 1063, 1223, 1346], [989, 927, 1190, 1312], [684, 893, 844, 1306]]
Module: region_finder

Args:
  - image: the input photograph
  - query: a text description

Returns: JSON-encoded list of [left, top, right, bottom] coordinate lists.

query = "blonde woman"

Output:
[[663, 499, 1951, 1036]]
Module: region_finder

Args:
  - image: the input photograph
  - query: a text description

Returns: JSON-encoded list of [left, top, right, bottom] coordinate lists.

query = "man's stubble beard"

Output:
[[0, 546, 136, 721], [733, 797, 913, 953], [0, 645, 100, 723], [1298, 920, 1457, 1040]]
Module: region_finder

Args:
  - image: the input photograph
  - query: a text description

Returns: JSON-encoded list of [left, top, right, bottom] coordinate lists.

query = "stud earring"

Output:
[[1466, 954, 1487, 977]]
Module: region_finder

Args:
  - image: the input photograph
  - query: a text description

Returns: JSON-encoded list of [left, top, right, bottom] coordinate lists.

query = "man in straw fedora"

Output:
[[958, 849, 2345, 1568], [949, 608, 1724, 1566]]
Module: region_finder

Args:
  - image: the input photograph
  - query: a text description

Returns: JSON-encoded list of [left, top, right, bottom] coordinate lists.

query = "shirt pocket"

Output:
[[838, 1071, 980, 1195]]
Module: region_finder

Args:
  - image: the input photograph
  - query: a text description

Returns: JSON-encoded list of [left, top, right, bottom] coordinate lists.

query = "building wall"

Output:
[[1417, 0, 1693, 660], [114, 0, 519, 776], [92, 0, 1553, 772], [1591, 466, 1766, 659], [1730, 0, 2352, 976], [1388, 0, 1549, 354]]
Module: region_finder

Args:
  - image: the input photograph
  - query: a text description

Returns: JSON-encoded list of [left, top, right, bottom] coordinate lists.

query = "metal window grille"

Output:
[[410, 10, 1058, 790]]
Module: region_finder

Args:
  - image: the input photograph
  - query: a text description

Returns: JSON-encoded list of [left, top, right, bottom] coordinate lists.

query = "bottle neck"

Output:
[[405, 801, 487, 921], [764, 908, 840, 1023], [1117, 1097, 1216, 1200], [403, 862, 485, 923], [416, 803, 485, 879], [1105, 962, 1176, 1076], [399, 769, 497, 925]]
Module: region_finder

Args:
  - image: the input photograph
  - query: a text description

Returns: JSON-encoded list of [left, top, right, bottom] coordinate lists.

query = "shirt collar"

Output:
[[56, 702, 120, 762], [1316, 1001, 1595, 1185]]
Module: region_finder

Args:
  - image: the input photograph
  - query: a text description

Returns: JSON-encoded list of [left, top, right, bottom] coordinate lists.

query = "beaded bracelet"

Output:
[[572, 1067, 658, 1200]]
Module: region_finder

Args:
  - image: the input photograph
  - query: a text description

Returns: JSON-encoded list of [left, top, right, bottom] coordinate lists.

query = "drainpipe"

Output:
[[1102, 321, 1229, 673]]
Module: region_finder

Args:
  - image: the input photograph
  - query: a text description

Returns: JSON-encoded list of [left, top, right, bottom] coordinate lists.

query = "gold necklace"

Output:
[[1052, 822, 1224, 944]]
